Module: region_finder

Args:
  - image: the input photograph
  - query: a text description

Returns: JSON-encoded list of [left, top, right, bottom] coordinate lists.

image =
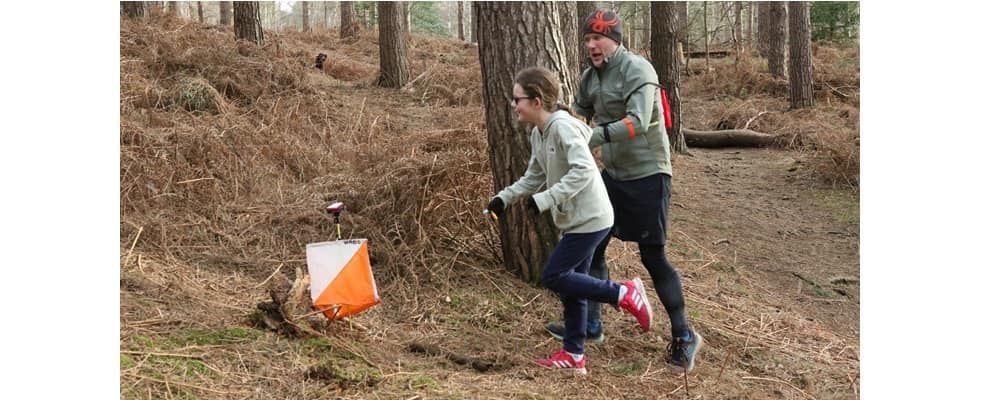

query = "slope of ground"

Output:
[[121, 15, 859, 399]]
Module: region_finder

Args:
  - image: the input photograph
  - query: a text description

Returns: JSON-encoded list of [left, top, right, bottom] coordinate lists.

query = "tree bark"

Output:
[[558, 1, 579, 99], [302, 1, 310, 32], [470, 2, 477, 43], [757, 1, 769, 56], [767, 1, 787, 78], [788, 1, 814, 108], [196, 2, 204, 23], [476, 1, 575, 284], [233, 1, 264, 45], [623, 3, 633, 49], [576, 1, 595, 72], [746, 2, 753, 51], [122, 2, 145, 19], [678, 2, 689, 55], [457, 1, 465, 41], [682, 128, 777, 148], [220, 2, 232, 26], [341, 2, 359, 39], [703, 1, 710, 72], [734, 1, 742, 65], [651, 2, 689, 155], [642, 2, 651, 50], [376, 2, 409, 88], [402, 2, 410, 36]]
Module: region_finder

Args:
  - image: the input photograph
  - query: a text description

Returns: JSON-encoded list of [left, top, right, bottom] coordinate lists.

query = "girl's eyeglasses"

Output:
[[511, 96, 535, 106]]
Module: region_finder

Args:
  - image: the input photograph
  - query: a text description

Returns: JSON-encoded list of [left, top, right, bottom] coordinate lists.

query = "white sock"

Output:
[[569, 352, 584, 362], [617, 285, 628, 303]]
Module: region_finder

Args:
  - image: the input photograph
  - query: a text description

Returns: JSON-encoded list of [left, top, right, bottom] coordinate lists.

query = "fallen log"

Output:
[[682, 128, 778, 148]]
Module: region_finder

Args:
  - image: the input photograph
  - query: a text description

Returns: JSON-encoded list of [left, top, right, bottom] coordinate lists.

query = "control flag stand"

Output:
[[305, 201, 380, 323]]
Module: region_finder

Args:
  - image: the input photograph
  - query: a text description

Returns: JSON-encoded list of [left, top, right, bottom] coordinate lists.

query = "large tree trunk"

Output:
[[476, 2, 575, 284], [402, 2, 410, 36], [376, 2, 409, 88], [757, 1, 769, 56], [767, 1, 787, 78], [302, 1, 310, 32], [558, 2, 579, 100], [788, 1, 814, 108], [682, 128, 777, 148], [457, 1, 465, 41], [122, 2, 145, 19], [470, 2, 477, 43], [233, 1, 264, 45], [341, 1, 359, 39], [651, 2, 689, 155], [220, 2, 232, 26], [576, 1, 595, 72]]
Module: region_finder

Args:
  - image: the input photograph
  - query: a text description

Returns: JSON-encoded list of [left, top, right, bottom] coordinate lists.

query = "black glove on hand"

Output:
[[527, 197, 540, 215], [488, 197, 505, 216]]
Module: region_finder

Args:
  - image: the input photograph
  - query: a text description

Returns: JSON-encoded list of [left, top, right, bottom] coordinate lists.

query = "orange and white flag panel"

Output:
[[306, 239, 379, 320]]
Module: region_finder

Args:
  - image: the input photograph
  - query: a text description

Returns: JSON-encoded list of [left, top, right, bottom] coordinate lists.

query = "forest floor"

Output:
[[120, 15, 859, 400]]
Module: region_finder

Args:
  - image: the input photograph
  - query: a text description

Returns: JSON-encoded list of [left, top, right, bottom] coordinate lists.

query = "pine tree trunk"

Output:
[[624, 3, 633, 49], [643, 2, 651, 49], [679, 2, 689, 54], [122, 2, 145, 19], [233, 2, 264, 45], [220, 2, 232, 26], [376, 2, 409, 88], [302, 1, 310, 32], [576, 1, 596, 72], [757, 1, 769, 56], [703, 1, 710, 72], [402, 2, 409, 36], [766, 1, 787, 78], [475, 1, 575, 284], [651, 2, 689, 155], [341, 1, 359, 39], [558, 1, 579, 98], [788, 1, 814, 108], [470, 2, 477, 43], [734, 1, 742, 65], [457, 1, 465, 41]]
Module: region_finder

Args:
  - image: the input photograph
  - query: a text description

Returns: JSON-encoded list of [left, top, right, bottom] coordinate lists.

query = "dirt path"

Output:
[[671, 147, 860, 336]]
